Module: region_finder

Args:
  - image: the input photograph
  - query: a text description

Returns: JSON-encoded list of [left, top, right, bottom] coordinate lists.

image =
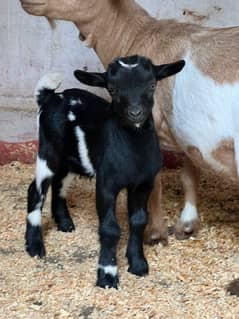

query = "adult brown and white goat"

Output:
[[20, 0, 239, 294]]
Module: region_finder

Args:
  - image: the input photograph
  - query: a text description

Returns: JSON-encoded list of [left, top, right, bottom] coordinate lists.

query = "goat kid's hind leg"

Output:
[[127, 183, 152, 277], [26, 157, 53, 257], [96, 184, 120, 289], [51, 171, 75, 232], [144, 172, 168, 246], [174, 158, 201, 240]]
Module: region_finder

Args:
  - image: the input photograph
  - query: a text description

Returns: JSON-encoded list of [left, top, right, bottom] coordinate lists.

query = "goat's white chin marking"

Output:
[[75, 126, 95, 176], [98, 264, 118, 277], [135, 123, 141, 128], [118, 60, 138, 69], [28, 208, 41, 226], [180, 202, 198, 223]]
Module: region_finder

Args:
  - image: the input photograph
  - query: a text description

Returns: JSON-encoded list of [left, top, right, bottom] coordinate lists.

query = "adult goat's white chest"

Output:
[[171, 55, 239, 177]]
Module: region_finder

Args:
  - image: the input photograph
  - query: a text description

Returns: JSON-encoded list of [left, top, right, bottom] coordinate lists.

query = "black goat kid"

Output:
[[26, 55, 185, 288]]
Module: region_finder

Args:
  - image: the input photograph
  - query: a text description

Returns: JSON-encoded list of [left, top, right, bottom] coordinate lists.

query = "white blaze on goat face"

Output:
[[172, 55, 239, 177], [118, 60, 138, 69]]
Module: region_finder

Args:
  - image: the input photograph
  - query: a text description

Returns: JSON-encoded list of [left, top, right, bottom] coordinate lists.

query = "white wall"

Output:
[[0, 0, 239, 141]]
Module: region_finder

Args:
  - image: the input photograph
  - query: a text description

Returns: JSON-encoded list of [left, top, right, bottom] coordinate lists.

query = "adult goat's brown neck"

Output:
[[20, 0, 155, 66]]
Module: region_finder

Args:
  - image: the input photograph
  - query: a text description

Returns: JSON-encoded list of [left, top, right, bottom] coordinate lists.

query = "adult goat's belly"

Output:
[[171, 56, 239, 179]]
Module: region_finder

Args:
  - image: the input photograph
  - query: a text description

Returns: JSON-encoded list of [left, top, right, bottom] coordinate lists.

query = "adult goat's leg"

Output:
[[144, 172, 168, 246], [174, 157, 200, 239]]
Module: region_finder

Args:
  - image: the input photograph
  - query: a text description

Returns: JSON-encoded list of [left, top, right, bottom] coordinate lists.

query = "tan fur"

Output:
[[212, 139, 237, 177], [145, 172, 168, 245]]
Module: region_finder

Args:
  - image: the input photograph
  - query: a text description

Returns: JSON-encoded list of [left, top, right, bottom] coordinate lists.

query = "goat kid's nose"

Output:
[[128, 109, 142, 118]]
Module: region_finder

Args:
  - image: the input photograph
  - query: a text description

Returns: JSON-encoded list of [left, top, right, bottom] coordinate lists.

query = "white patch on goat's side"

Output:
[[68, 111, 76, 122], [59, 94, 64, 99], [36, 110, 42, 132], [28, 208, 41, 226], [36, 156, 53, 192], [180, 202, 198, 224], [98, 264, 118, 277], [34, 73, 63, 98], [75, 126, 95, 176], [172, 54, 239, 175], [60, 173, 75, 198], [118, 60, 138, 69]]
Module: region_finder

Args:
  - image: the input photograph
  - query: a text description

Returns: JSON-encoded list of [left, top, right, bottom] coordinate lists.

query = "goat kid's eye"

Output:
[[150, 83, 156, 90]]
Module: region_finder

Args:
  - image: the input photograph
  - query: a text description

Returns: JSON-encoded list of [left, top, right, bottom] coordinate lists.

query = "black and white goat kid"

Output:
[[26, 55, 185, 288]]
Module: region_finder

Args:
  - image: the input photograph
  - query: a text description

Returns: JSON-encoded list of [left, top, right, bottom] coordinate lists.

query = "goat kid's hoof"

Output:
[[128, 257, 149, 277], [96, 268, 119, 289], [26, 240, 46, 258], [144, 226, 168, 246], [56, 218, 75, 232], [227, 278, 239, 296], [174, 218, 200, 240]]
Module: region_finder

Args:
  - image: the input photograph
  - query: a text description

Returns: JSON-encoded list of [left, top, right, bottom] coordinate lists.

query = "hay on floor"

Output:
[[0, 162, 239, 318]]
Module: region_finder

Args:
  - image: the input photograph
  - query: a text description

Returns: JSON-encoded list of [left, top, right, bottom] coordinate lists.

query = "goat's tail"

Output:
[[34, 73, 63, 106]]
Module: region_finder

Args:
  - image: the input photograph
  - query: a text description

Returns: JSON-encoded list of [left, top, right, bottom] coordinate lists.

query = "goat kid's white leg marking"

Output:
[[98, 264, 118, 277], [172, 54, 239, 174], [118, 60, 138, 69], [75, 126, 95, 176], [28, 207, 41, 226], [60, 173, 75, 198], [68, 111, 76, 122], [34, 73, 63, 98], [36, 156, 53, 192], [180, 202, 198, 224]]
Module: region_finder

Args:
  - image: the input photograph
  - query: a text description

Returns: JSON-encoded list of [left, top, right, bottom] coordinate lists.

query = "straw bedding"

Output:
[[1, 162, 239, 318]]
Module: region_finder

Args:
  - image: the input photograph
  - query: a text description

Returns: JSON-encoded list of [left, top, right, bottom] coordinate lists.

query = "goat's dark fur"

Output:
[[26, 55, 185, 288]]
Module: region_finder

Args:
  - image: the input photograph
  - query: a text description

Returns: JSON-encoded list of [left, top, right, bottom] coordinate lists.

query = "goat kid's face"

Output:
[[74, 56, 185, 129]]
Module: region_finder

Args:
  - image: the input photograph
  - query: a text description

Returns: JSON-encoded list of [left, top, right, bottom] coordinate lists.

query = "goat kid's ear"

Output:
[[74, 70, 107, 88], [154, 60, 185, 81]]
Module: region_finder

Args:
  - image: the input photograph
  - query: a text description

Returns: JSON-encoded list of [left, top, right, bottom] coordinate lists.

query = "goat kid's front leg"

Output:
[[144, 172, 168, 246], [51, 171, 75, 232], [127, 184, 152, 277], [174, 158, 201, 239], [96, 184, 120, 289], [26, 157, 53, 257]]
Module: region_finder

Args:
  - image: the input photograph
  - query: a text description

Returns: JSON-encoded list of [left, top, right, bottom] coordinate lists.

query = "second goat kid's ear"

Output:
[[74, 70, 107, 88], [154, 60, 185, 81]]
